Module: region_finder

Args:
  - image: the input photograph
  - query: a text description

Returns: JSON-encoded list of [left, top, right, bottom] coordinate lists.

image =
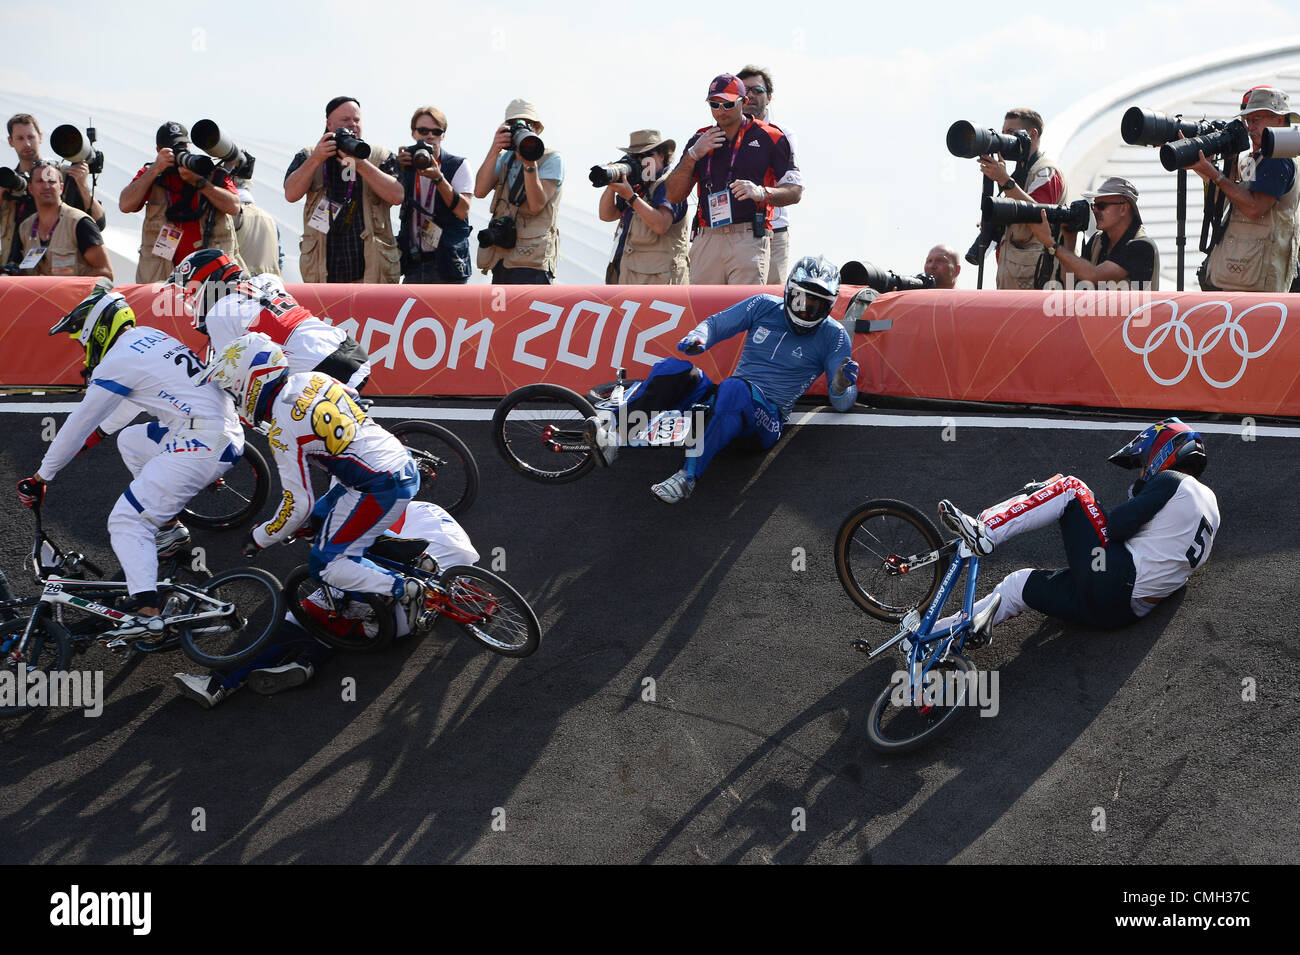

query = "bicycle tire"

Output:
[[181, 442, 271, 531], [284, 565, 395, 653], [835, 498, 946, 622], [0, 615, 74, 720], [865, 654, 975, 754], [387, 420, 479, 517], [437, 565, 541, 658], [492, 383, 598, 485], [180, 566, 284, 669]]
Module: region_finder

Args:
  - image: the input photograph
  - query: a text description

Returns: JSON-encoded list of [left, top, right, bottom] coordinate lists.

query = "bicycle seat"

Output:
[[367, 535, 429, 565]]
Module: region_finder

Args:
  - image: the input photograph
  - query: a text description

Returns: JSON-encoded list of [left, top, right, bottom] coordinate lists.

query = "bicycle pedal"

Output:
[[851, 638, 873, 655]]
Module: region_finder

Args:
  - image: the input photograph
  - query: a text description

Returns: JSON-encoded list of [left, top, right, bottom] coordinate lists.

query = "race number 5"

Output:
[[1185, 515, 1213, 568]]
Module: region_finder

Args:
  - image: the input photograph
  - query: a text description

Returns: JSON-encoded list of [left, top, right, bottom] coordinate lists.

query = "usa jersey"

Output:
[[1110, 470, 1221, 602], [40, 326, 241, 480], [253, 371, 412, 548], [204, 275, 350, 375]]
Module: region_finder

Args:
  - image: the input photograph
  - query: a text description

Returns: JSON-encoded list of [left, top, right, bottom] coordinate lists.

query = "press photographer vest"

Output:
[[135, 173, 243, 284], [477, 151, 562, 276], [400, 153, 472, 281], [237, 202, 281, 277], [1206, 157, 1300, 292], [16, 205, 96, 276], [1085, 221, 1160, 289], [997, 153, 1067, 291], [0, 200, 16, 266], [621, 170, 689, 284], [299, 145, 400, 284]]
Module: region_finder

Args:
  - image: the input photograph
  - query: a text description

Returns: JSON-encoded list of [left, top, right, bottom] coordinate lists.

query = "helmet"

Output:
[[1109, 417, 1207, 481], [204, 332, 289, 427], [49, 282, 136, 371], [164, 249, 246, 333], [784, 255, 840, 335]]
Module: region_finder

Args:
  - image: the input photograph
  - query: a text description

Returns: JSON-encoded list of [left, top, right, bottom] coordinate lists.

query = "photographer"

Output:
[[473, 99, 564, 284], [1030, 177, 1157, 290], [597, 129, 688, 285], [7, 113, 106, 228], [119, 121, 243, 284], [738, 65, 801, 284], [664, 74, 801, 286], [977, 108, 1067, 290], [1191, 86, 1299, 292], [397, 106, 472, 285], [924, 244, 961, 289], [284, 96, 404, 284], [8, 161, 111, 279]]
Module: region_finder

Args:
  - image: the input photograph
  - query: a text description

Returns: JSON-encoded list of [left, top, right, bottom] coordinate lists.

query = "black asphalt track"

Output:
[[0, 397, 1295, 864]]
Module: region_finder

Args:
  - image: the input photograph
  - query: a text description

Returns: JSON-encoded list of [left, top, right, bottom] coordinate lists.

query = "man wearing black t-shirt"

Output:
[[1030, 176, 1157, 289]]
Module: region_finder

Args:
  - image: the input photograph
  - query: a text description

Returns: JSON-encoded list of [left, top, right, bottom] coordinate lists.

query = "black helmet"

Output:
[[1109, 417, 1207, 481], [784, 254, 840, 335], [163, 249, 247, 334]]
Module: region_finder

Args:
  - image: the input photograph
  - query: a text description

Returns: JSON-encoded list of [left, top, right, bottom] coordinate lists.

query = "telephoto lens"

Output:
[[946, 121, 1032, 162], [841, 260, 937, 293], [0, 167, 28, 196], [588, 159, 634, 188], [507, 121, 544, 163], [1262, 125, 1300, 159], [982, 196, 1092, 232], [1158, 119, 1250, 171], [333, 128, 372, 160], [174, 150, 216, 177]]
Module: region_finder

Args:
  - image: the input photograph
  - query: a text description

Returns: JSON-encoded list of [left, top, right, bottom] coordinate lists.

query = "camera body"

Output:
[[0, 166, 28, 198], [946, 121, 1033, 162], [408, 141, 436, 170], [505, 120, 544, 163], [983, 195, 1093, 232], [333, 127, 372, 160], [478, 216, 518, 249], [841, 260, 937, 293], [1159, 119, 1250, 171], [50, 124, 105, 175]]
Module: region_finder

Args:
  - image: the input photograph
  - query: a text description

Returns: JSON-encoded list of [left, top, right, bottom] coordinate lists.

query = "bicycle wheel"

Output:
[[835, 499, 946, 622], [492, 384, 598, 485], [437, 565, 540, 658], [0, 616, 74, 720], [181, 443, 271, 531], [180, 566, 284, 668], [388, 420, 479, 517], [283, 565, 395, 653], [865, 654, 975, 754]]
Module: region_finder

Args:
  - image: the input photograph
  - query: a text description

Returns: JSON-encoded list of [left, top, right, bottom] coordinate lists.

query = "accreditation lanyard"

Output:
[[30, 216, 55, 246], [703, 116, 751, 191]]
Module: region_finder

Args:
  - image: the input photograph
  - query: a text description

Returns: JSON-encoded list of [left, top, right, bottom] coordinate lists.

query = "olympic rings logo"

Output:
[[1122, 299, 1287, 389]]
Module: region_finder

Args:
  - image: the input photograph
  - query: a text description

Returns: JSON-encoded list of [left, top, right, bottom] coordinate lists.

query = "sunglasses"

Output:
[[413, 126, 445, 136], [707, 100, 739, 110], [745, 86, 768, 95], [1092, 200, 1126, 211]]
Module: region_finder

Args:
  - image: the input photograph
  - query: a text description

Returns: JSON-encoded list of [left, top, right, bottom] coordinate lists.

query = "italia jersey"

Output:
[[254, 371, 413, 548], [1110, 470, 1220, 602], [40, 326, 241, 480], [204, 274, 351, 375], [689, 294, 855, 417]]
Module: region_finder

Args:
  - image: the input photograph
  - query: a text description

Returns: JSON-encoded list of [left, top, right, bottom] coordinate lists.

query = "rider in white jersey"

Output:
[[16, 285, 243, 615]]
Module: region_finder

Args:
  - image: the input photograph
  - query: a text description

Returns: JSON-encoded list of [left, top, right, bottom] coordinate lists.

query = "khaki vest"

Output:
[[997, 153, 1067, 290], [1085, 221, 1161, 290], [1207, 157, 1300, 292], [476, 151, 562, 276], [238, 202, 282, 276], [0, 200, 16, 267], [135, 174, 242, 284], [299, 146, 400, 284], [17, 204, 96, 276], [621, 170, 689, 284]]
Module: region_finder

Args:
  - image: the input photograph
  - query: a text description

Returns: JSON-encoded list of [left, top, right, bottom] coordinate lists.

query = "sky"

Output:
[[3, 0, 1298, 286]]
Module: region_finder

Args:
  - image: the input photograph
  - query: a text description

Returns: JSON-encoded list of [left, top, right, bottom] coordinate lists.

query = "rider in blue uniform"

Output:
[[585, 254, 859, 502]]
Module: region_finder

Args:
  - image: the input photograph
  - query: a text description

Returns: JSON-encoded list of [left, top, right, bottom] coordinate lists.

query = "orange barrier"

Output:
[[2, 277, 1298, 416]]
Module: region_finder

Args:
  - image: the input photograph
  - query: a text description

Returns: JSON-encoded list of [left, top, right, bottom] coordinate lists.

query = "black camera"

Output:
[[946, 120, 1033, 162], [0, 166, 28, 198], [408, 141, 436, 170], [588, 157, 643, 188], [174, 149, 216, 176], [51, 124, 105, 175], [1120, 107, 1218, 147], [333, 127, 372, 160], [1159, 119, 1250, 171], [982, 195, 1092, 232], [477, 216, 517, 249], [192, 119, 256, 178], [505, 120, 544, 163], [1262, 125, 1300, 159], [840, 260, 937, 293]]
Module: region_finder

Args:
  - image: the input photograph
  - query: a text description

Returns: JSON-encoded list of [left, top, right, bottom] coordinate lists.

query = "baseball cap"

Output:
[[1238, 86, 1300, 122], [1082, 176, 1139, 203], [156, 121, 189, 149], [706, 74, 746, 102]]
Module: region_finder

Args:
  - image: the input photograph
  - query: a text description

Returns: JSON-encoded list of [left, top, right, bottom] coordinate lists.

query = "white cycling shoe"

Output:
[[651, 470, 695, 504], [937, 500, 993, 555]]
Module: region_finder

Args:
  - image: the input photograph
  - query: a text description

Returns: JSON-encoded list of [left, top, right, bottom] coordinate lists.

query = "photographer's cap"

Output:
[[619, 129, 676, 156], [1237, 86, 1300, 122], [1082, 176, 1139, 203], [504, 99, 543, 132], [156, 121, 189, 149], [706, 75, 746, 102]]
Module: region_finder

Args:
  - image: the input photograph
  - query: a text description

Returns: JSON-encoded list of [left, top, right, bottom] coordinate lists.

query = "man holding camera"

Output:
[[978, 108, 1066, 290], [1190, 86, 1300, 293], [120, 122, 244, 285], [1029, 176, 1158, 290], [285, 96, 404, 285], [924, 245, 961, 289], [6, 114, 106, 225], [738, 66, 801, 285], [665, 74, 801, 286], [597, 129, 689, 285], [8, 161, 111, 279], [473, 99, 564, 285], [397, 106, 473, 284]]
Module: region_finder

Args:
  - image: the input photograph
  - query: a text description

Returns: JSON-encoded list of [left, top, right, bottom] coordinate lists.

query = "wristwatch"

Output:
[[1047, 243, 1059, 257], [524, 164, 538, 173]]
